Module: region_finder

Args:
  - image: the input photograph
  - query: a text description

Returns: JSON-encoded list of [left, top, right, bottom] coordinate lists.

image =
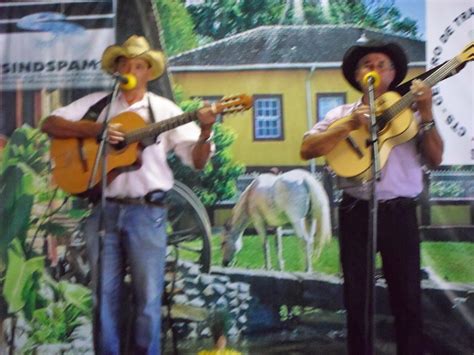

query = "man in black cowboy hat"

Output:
[[300, 40, 443, 354]]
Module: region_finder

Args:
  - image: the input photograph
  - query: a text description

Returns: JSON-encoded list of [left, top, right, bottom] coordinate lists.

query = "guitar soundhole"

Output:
[[378, 113, 389, 131], [111, 141, 127, 151]]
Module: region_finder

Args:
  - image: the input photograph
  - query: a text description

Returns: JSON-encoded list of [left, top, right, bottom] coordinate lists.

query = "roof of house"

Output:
[[169, 25, 425, 71]]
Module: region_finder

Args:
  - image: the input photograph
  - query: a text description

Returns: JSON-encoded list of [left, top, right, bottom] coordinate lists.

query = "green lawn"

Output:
[[421, 241, 474, 283], [209, 235, 474, 283]]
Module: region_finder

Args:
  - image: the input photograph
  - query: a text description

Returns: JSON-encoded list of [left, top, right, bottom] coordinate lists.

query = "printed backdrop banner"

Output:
[[426, 0, 474, 165], [0, 0, 116, 90]]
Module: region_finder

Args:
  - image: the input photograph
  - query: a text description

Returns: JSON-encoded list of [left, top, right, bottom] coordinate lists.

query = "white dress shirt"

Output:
[[52, 91, 212, 197]]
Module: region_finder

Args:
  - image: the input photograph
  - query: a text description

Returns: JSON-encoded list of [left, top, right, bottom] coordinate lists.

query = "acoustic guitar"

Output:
[[50, 94, 252, 196], [325, 41, 473, 181]]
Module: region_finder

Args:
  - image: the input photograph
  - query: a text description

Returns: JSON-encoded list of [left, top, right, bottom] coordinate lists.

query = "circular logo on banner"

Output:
[[428, 6, 474, 163]]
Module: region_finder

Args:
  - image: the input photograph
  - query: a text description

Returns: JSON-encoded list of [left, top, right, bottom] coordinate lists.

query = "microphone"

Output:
[[111, 73, 137, 91], [362, 71, 380, 89]]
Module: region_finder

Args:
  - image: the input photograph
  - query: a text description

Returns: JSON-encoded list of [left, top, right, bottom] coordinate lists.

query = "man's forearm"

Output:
[[300, 122, 355, 160], [420, 127, 444, 168], [41, 116, 102, 139], [418, 108, 444, 168], [192, 138, 212, 170]]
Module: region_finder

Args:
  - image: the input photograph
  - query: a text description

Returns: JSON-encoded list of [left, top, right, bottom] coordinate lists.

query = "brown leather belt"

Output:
[[342, 193, 416, 209], [106, 190, 168, 207]]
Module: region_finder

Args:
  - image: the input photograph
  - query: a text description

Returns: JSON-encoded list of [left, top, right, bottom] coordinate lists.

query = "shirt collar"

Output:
[[117, 91, 149, 110]]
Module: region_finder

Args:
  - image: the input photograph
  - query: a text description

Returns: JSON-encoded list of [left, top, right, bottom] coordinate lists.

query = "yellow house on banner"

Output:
[[169, 25, 426, 173]]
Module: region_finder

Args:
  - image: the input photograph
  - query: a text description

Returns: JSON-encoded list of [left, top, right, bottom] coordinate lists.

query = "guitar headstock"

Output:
[[458, 41, 474, 63], [213, 94, 253, 115]]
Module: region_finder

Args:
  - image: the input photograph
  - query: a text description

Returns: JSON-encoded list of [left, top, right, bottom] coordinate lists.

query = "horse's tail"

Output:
[[304, 175, 332, 258]]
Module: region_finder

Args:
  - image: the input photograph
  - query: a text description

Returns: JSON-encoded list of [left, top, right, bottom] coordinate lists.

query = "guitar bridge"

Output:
[[346, 136, 364, 158], [78, 140, 88, 172]]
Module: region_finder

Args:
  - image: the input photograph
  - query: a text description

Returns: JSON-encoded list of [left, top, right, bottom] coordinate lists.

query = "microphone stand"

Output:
[[88, 79, 122, 353], [365, 76, 381, 355]]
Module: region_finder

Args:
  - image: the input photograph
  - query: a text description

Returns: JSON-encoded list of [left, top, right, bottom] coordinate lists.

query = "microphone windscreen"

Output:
[[362, 71, 381, 89], [120, 74, 137, 91]]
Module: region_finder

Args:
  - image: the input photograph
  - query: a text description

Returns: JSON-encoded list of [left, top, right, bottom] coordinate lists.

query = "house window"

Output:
[[317, 93, 346, 121], [253, 95, 283, 140]]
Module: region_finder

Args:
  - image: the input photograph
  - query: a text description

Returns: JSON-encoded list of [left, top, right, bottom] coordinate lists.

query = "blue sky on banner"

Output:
[[393, 0, 426, 39], [0, 0, 116, 90]]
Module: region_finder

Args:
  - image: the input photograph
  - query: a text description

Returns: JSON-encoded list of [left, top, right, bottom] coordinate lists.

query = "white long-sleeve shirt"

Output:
[[306, 99, 424, 201]]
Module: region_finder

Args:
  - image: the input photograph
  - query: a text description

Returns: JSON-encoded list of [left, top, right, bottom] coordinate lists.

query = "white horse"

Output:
[[221, 169, 332, 272]]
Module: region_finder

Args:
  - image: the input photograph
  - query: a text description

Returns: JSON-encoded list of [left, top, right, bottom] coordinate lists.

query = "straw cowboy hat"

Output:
[[342, 39, 408, 92], [101, 35, 166, 80]]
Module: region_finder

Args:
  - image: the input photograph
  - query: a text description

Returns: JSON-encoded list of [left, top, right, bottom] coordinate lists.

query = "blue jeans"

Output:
[[84, 201, 168, 355]]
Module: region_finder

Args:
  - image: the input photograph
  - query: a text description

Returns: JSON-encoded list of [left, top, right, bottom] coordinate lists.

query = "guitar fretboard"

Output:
[[379, 56, 463, 127], [124, 111, 199, 144]]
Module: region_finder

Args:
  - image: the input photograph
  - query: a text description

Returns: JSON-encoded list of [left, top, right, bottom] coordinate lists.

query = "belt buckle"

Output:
[[145, 190, 167, 205]]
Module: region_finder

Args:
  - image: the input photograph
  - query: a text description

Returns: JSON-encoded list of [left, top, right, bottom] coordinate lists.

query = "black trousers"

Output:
[[339, 193, 423, 355]]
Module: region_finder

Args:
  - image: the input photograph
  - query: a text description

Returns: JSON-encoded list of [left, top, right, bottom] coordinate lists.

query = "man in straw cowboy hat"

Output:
[[300, 39, 443, 354], [42, 35, 218, 354]]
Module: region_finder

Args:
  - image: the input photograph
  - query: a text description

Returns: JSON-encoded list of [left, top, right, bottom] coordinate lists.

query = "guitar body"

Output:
[[50, 112, 145, 195], [325, 91, 419, 180]]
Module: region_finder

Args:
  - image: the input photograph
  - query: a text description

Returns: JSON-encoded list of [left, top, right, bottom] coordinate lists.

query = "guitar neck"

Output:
[[382, 56, 463, 124], [124, 111, 199, 144]]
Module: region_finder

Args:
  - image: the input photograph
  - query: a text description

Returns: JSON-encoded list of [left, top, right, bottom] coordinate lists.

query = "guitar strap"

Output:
[[80, 94, 113, 122], [395, 60, 466, 96], [141, 96, 158, 146]]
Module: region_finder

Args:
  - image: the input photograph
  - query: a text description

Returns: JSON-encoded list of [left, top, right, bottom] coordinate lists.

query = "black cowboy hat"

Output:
[[342, 39, 408, 92]]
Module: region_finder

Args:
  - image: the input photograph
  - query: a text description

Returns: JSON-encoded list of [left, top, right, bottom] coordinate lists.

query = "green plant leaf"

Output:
[[3, 247, 26, 313], [22, 276, 37, 320], [0, 165, 24, 211], [0, 194, 34, 251], [3, 246, 44, 314], [9, 127, 29, 147], [38, 221, 68, 237], [16, 162, 44, 195], [57, 281, 92, 316]]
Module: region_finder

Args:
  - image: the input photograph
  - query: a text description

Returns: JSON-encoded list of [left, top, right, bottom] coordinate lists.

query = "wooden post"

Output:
[[34, 91, 42, 127], [470, 201, 474, 225], [15, 81, 23, 128], [420, 172, 431, 226], [322, 167, 338, 236]]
